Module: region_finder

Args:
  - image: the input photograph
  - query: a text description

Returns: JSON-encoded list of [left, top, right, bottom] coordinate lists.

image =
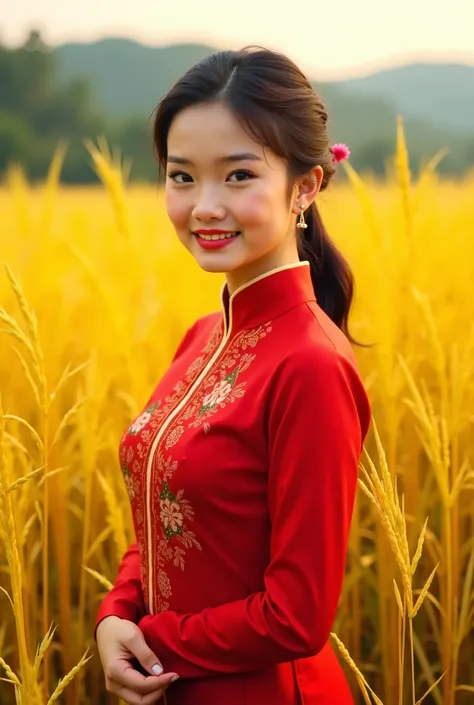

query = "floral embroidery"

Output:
[[241, 327, 270, 349], [122, 463, 136, 501], [160, 484, 184, 538], [152, 452, 202, 611], [165, 425, 184, 449], [158, 569, 172, 599], [200, 367, 240, 414], [120, 317, 273, 613], [202, 321, 224, 354], [128, 402, 159, 435], [185, 356, 205, 382], [118, 320, 222, 610], [171, 323, 272, 432]]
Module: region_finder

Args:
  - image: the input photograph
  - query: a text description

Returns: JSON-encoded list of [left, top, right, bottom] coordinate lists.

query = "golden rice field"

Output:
[[0, 131, 474, 705]]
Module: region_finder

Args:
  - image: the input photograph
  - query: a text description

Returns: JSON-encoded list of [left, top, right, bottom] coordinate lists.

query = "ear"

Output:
[[292, 165, 324, 214]]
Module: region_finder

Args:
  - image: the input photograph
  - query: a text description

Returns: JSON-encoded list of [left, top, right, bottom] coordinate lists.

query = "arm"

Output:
[[138, 349, 371, 677], [95, 543, 145, 634]]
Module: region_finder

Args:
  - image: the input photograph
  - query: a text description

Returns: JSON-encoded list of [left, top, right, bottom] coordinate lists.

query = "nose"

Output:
[[192, 187, 226, 222]]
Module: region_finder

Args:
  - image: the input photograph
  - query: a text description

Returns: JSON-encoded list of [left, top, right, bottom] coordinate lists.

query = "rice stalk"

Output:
[[39, 142, 68, 236], [0, 397, 32, 698], [359, 417, 443, 704], [2, 265, 52, 693], [46, 649, 93, 704], [96, 470, 129, 565], [83, 566, 114, 591], [85, 137, 132, 243]]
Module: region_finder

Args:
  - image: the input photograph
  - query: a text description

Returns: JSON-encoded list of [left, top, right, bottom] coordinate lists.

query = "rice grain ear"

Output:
[[411, 517, 429, 575], [414, 670, 448, 705], [330, 632, 385, 704], [1, 141, 473, 704], [0, 397, 31, 692], [46, 650, 93, 705], [410, 563, 439, 618], [96, 470, 129, 563], [0, 656, 21, 686], [83, 565, 114, 592]]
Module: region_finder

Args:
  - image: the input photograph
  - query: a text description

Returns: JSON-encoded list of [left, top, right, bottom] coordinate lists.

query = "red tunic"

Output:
[[96, 262, 371, 704]]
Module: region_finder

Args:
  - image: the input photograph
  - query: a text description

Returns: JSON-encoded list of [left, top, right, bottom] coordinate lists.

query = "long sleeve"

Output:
[[95, 542, 145, 630], [138, 348, 371, 678], [95, 319, 203, 634]]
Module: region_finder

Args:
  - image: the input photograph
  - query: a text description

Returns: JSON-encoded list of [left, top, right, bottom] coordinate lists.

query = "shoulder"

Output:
[[192, 311, 222, 334], [181, 311, 222, 340], [185, 311, 223, 346], [276, 301, 360, 379], [172, 311, 222, 362], [269, 304, 371, 439], [273, 339, 360, 397]]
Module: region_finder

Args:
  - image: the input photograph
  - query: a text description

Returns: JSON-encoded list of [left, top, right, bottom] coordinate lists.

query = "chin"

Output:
[[190, 248, 244, 274], [194, 257, 237, 274]]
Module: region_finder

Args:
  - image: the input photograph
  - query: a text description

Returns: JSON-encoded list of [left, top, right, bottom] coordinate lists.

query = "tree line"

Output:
[[1, 31, 473, 183]]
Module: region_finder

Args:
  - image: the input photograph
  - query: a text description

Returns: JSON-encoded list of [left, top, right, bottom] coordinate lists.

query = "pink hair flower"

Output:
[[331, 143, 351, 163]]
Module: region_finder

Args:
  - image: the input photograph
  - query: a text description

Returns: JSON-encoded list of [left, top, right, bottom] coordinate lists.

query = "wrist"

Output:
[[95, 615, 123, 640]]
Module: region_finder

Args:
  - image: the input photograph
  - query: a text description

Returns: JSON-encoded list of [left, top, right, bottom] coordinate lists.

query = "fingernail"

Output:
[[170, 675, 179, 683], [152, 664, 163, 676]]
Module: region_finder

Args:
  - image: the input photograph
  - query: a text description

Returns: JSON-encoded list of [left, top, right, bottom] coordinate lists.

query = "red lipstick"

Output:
[[193, 229, 241, 251], [194, 229, 238, 234]]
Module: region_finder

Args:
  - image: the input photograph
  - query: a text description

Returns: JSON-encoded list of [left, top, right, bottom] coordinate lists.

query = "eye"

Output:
[[227, 170, 255, 182], [166, 169, 255, 184], [167, 171, 193, 184]]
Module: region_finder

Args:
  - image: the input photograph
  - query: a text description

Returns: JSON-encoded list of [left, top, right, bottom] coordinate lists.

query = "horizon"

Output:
[[50, 36, 474, 82], [3, 0, 474, 81]]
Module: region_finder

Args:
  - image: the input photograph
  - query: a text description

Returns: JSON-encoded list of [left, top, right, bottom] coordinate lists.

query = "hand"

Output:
[[96, 615, 179, 705]]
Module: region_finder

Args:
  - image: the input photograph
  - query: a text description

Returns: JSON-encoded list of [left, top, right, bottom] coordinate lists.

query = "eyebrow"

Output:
[[167, 152, 263, 165]]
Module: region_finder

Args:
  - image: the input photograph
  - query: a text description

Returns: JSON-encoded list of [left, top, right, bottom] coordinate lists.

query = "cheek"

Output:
[[165, 189, 189, 229], [236, 190, 274, 225]]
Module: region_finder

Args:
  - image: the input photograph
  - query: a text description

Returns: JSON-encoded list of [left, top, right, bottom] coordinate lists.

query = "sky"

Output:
[[2, 0, 474, 80]]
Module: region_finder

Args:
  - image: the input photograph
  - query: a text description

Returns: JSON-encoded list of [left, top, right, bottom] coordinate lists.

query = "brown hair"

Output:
[[153, 45, 364, 345]]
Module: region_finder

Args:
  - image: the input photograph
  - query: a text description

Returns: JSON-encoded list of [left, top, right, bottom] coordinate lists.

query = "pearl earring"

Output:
[[296, 203, 307, 229]]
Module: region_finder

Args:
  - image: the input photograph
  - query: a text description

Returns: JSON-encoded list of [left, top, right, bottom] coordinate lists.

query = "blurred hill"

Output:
[[55, 38, 474, 134], [1, 32, 474, 182], [55, 39, 215, 120], [50, 38, 474, 175], [336, 63, 474, 133]]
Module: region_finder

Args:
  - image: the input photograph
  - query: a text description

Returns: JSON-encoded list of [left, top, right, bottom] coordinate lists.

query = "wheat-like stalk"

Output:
[[331, 632, 385, 704], [96, 469, 129, 564], [85, 137, 132, 242], [1, 136, 473, 705], [46, 649, 93, 704], [0, 396, 32, 697], [0, 656, 21, 686], [359, 417, 442, 704], [83, 565, 114, 591]]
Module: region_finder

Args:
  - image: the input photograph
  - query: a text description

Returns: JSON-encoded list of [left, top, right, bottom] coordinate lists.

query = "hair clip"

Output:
[[331, 143, 351, 163]]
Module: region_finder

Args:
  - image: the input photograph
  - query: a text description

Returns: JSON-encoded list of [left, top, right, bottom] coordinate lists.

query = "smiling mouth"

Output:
[[194, 232, 241, 241]]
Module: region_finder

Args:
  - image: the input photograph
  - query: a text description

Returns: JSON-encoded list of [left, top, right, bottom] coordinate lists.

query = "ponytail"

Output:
[[297, 203, 368, 348]]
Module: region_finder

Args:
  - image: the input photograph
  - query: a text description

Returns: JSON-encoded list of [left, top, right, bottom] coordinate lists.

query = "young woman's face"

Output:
[[165, 101, 302, 292]]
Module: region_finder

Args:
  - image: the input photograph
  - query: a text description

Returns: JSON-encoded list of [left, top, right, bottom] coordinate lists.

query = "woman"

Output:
[[96, 46, 371, 705]]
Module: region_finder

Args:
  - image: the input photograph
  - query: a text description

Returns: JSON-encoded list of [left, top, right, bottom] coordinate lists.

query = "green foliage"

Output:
[[1, 31, 473, 183], [0, 112, 36, 165]]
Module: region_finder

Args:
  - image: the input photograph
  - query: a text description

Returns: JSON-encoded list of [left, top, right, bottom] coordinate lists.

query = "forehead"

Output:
[[167, 101, 273, 165]]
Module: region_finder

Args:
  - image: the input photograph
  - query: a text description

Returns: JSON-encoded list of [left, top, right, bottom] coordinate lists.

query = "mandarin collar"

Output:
[[220, 261, 316, 334]]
